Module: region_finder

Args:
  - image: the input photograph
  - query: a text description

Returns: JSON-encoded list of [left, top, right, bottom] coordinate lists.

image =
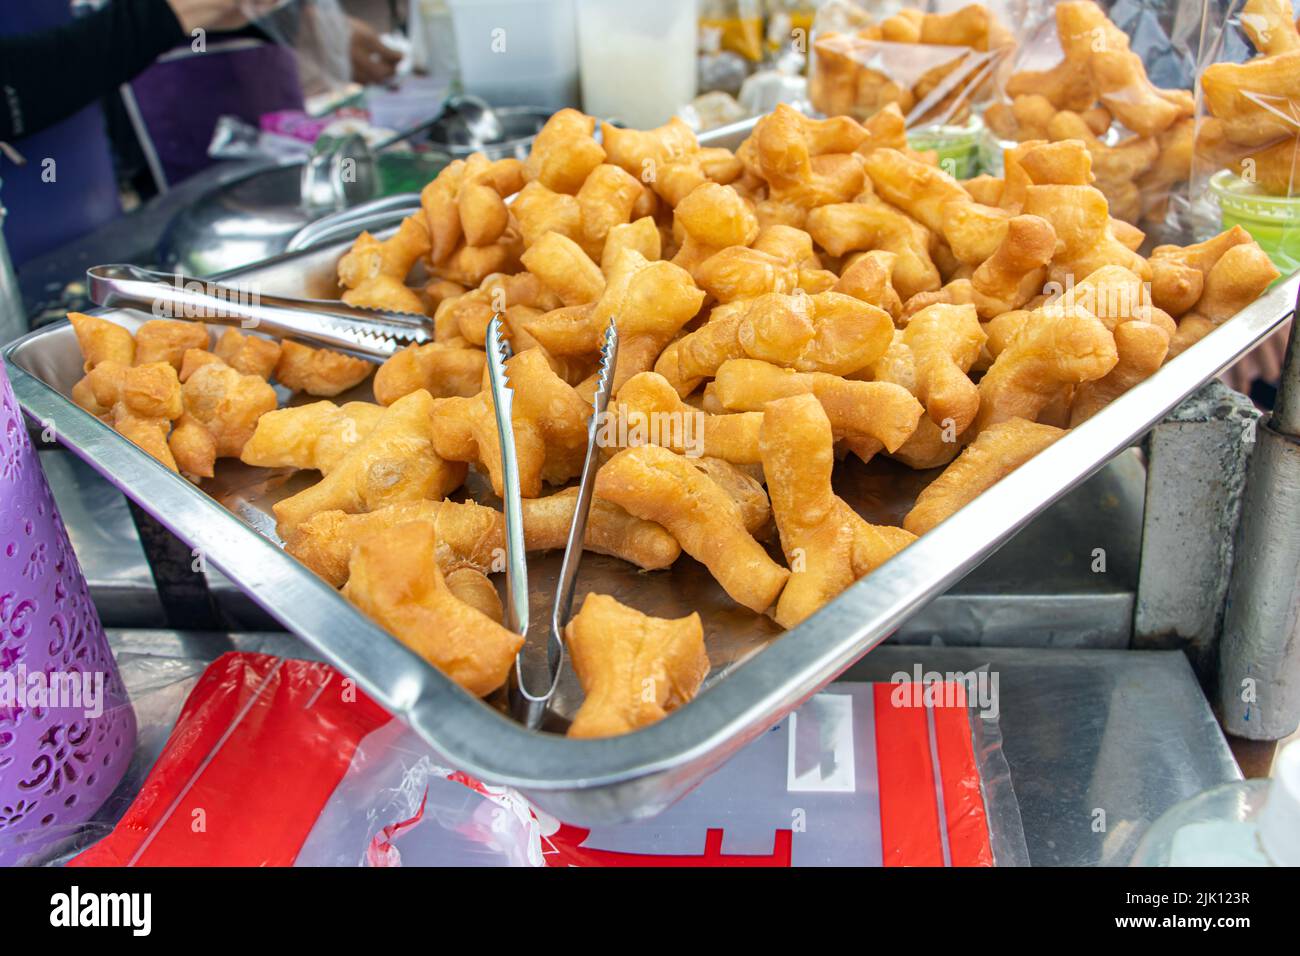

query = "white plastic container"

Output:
[[448, 0, 580, 110], [1130, 739, 1300, 866], [410, 0, 459, 87], [577, 0, 698, 129]]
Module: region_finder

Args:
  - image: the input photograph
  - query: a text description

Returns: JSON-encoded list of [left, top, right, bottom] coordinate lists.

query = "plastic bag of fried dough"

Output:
[[1189, 0, 1300, 273], [981, 0, 1200, 232], [809, 0, 1018, 129]]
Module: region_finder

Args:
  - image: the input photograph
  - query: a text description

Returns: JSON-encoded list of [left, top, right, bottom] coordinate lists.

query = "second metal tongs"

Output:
[[86, 263, 431, 360], [485, 314, 619, 730]]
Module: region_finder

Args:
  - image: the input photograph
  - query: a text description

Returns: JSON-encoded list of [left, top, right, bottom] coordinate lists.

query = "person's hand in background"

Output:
[[348, 15, 402, 85], [165, 0, 277, 33]]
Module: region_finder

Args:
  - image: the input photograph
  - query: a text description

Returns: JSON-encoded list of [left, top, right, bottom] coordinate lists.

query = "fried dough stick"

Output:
[[344, 522, 523, 697], [761, 395, 915, 628], [595, 445, 790, 613], [904, 418, 1065, 535], [566, 594, 708, 738], [273, 389, 467, 536]]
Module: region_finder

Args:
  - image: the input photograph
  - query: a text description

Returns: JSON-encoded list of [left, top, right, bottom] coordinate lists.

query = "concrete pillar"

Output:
[[1134, 381, 1260, 682]]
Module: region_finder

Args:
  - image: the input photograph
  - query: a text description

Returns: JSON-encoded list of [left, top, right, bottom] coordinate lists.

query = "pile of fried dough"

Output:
[[69, 98, 1279, 738], [68, 315, 373, 476], [1198, 0, 1300, 196], [810, 2, 1013, 127], [982, 0, 1196, 225]]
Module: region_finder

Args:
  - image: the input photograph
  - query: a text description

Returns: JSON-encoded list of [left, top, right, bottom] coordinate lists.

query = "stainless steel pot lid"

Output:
[[426, 101, 551, 160]]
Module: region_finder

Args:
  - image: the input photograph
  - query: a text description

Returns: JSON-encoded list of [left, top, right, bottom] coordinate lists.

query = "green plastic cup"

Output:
[[377, 152, 449, 196], [908, 115, 984, 181], [1210, 169, 1300, 276]]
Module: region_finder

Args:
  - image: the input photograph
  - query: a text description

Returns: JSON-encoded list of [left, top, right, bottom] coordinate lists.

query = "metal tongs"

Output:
[[485, 314, 619, 729], [86, 264, 430, 360]]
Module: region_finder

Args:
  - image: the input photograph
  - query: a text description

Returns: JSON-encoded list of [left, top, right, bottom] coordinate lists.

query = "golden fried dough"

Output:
[[970, 215, 1057, 318], [595, 445, 789, 613], [1190, 242, 1280, 323], [1149, 258, 1204, 319], [713, 358, 924, 458], [338, 216, 430, 288], [1056, 1, 1192, 138], [566, 593, 708, 738], [833, 250, 903, 320], [602, 117, 698, 179], [761, 395, 914, 628], [344, 522, 522, 697], [341, 275, 426, 315], [459, 155, 526, 247], [686, 456, 773, 539], [241, 400, 384, 475], [610, 371, 761, 464], [674, 181, 760, 250], [429, 347, 590, 496], [286, 499, 503, 587], [373, 342, 486, 404], [1070, 319, 1171, 425], [674, 291, 893, 380], [869, 303, 985, 434], [83, 361, 184, 470], [1020, 182, 1149, 283], [69, 312, 135, 371], [971, 300, 1117, 436], [806, 200, 940, 300], [212, 328, 281, 379], [168, 359, 278, 478], [904, 418, 1065, 535], [526, 109, 607, 193], [133, 319, 210, 371], [273, 389, 467, 536], [526, 248, 706, 391], [274, 340, 373, 397], [602, 216, 662, 272], [521, 487, 682, 569], [440, 567, 499, 622], [520, 231, 606, 306]]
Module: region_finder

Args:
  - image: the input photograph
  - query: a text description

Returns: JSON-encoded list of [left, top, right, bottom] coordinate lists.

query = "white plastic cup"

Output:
[[448, 0, 580, 110], [577, 0, 698, 129]]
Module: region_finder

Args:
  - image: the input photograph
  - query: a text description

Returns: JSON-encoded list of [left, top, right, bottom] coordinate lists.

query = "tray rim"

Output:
[[6, 248, 1296, 823]]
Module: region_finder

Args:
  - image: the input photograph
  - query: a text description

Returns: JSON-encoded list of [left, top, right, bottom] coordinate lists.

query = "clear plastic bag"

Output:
[[245, 0, 353, 101], [981, 0, 1199, 233], [808, 0, 1020, 130], [304, 680, 1029, 867], [48, 646, 1027, 867], [1188, 0, 1300, 273], [700, 0, 768, 64]]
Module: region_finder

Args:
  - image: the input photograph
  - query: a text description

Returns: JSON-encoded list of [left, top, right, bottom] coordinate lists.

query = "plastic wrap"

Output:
[[809, 0, 1019, 130], [980, 0, 1198, 232], [54, 650, 1026, 867], [1190, 0, 1300, 273], [245, 0, 353, 100], [701, 0, 768, 63]]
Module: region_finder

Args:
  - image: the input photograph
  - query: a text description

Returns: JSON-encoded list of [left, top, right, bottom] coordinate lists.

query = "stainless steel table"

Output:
[[104, 630, 1240, 867], [844, 646, 1240, 866]]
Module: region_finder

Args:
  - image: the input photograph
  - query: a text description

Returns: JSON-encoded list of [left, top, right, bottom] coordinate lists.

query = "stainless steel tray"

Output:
[[5, 238, 1297, 823]]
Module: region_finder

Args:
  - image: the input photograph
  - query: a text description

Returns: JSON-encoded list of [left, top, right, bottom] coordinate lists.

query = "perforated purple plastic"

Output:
[[0, 356, 135, 866]]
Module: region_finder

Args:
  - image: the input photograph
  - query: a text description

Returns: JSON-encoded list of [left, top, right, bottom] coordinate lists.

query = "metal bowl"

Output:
[[425, 104, 552, 161]]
